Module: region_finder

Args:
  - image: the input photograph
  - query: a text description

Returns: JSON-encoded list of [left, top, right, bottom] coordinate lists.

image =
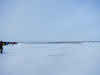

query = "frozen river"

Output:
[[0, 43, 100, 75]]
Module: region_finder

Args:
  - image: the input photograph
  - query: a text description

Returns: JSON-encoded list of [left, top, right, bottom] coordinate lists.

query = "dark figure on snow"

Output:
[[0, 41, 8, 54], [0, 41, 3, 54]]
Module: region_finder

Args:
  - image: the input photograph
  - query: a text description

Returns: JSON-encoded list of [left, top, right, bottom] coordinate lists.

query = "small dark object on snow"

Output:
[[0, 41, 3, 54]]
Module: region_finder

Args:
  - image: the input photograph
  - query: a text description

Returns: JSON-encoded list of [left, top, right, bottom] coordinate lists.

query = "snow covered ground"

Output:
[[0, 43, 100, 75]]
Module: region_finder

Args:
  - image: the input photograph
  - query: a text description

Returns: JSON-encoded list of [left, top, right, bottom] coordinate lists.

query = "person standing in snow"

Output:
[[0, 41, 3, 54]]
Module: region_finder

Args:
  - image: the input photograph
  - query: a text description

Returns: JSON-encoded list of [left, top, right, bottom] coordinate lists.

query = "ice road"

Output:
[[0, 43, 100, 75]]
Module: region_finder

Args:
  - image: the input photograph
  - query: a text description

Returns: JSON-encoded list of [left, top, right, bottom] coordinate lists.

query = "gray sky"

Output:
[[0, 0, 100, 41]]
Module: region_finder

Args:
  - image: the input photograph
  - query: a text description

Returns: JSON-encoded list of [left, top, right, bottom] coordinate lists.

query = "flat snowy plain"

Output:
[[0, 43, 100, 75]]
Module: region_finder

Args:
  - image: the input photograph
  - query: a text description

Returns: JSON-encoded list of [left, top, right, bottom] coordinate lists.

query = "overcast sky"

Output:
[[0, 0, 100, 41]]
